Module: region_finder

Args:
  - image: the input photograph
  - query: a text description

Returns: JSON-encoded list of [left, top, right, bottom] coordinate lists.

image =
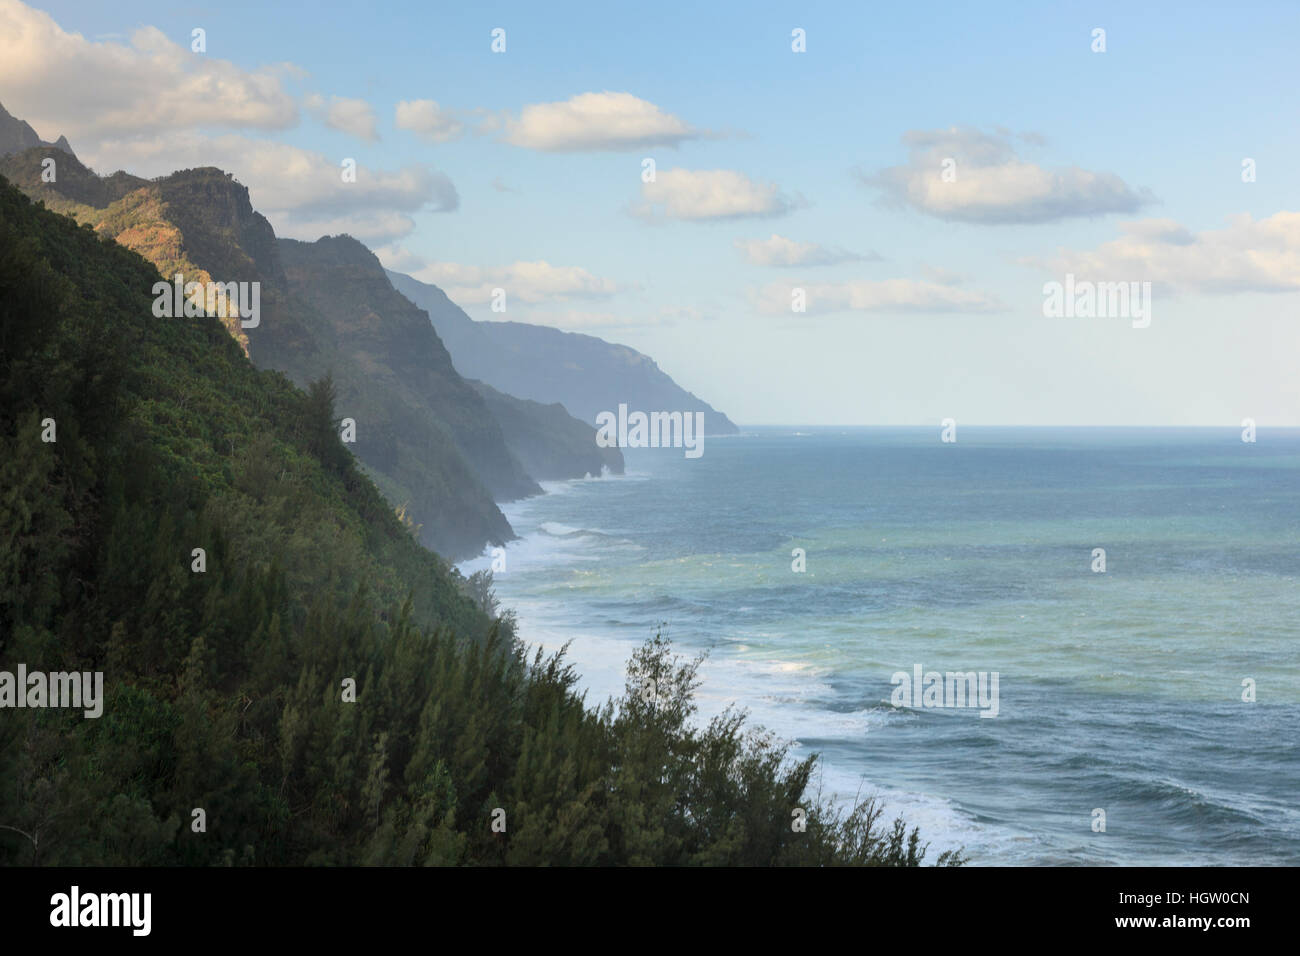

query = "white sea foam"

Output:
[[495, 578, 1014, 862]]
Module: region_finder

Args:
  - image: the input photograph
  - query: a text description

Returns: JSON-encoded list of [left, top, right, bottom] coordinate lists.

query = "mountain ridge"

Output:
[[277, 233, 542, 503], [387, 268, 740, 434], [0, 100, 74, 159], [0, 124, 628, 559], [0, 140, 517, 557]]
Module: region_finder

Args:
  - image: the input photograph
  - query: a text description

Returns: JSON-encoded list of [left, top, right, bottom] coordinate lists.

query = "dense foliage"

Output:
[[0, 178, 960, 866], [0, 152, 520, 558]]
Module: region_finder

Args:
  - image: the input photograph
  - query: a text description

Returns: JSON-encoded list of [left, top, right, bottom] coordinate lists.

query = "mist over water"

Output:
[[461, 427, 1300, 865]]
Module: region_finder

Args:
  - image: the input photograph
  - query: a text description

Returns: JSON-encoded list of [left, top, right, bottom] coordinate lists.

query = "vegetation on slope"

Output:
[[278, 235, 539, 503], [0, 179, 959, 865], [0, 151, 517, 558]]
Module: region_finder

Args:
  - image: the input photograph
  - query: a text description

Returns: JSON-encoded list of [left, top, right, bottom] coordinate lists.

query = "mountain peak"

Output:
[[0, 100, 72, 158]]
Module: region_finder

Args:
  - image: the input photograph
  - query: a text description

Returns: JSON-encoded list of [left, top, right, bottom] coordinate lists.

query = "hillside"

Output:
[[386, 269, 740, 433], [0, 143, 143, 210], [0, 142, 518, 558], [0, 115, 638, 558], [277, 235, 539, 503], [0, 175, 949, 867]]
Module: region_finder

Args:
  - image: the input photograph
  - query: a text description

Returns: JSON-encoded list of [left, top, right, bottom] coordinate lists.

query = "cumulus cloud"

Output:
[[305, 94, 379, 141], [735, 234, 877, 267], [82, 134, 457, 243], [0, 0, 297, 139], [394, 99, 465, 143], [632, 168, 802, 222], [862, 127, 1153, 224], [500, 91, 703, 151], [1030, 212, 1300, 295], [754, 278, 1003, 315]]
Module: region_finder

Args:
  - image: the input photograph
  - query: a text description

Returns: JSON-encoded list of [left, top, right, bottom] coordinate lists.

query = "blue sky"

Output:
[[6, 0, 1299, 424]]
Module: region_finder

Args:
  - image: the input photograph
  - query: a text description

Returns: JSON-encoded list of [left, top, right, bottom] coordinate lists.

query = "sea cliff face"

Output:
[[386, 269, 740, 434], [0, 128, 654, 560], [470, 380, 625, 481]]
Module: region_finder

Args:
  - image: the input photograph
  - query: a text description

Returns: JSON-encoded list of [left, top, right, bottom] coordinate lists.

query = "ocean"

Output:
[[458, 427, 1300, 865]]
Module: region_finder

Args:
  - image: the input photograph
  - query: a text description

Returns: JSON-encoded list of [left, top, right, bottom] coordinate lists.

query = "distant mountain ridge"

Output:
[[0, 130, 515, 556], [0, 142, 143, 209], [0, 102, 633, 557], [276, 234, 541, 503], [386, 270, 740, 434], [470, 380, 624, 481], [0, 100, 73, 158]]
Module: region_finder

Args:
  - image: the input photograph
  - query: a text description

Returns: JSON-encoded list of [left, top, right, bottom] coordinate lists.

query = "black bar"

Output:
[[0, 865, 1277, 941]]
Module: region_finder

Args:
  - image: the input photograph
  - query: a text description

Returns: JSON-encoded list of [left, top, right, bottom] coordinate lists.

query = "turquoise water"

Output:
[[460, 427, 1300, 865]]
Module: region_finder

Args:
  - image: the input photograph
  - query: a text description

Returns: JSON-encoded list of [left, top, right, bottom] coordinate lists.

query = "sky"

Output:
[[2, 0, 1298, 425]]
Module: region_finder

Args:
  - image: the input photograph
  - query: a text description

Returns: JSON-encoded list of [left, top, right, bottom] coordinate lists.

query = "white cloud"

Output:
[[305, 94, 379, 142], [372, 243, 429, 275], [632, 168, 802, 222], [1031, 212, 1300, 295], [394, 99, 465, 143], [864, 127, 1153, 224], [501, 91, 703, 152], [0, 0, 297, 139], [735, 234, 876, 267], [754, 278, 1003, 315], [82, 134, 456, 243]]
